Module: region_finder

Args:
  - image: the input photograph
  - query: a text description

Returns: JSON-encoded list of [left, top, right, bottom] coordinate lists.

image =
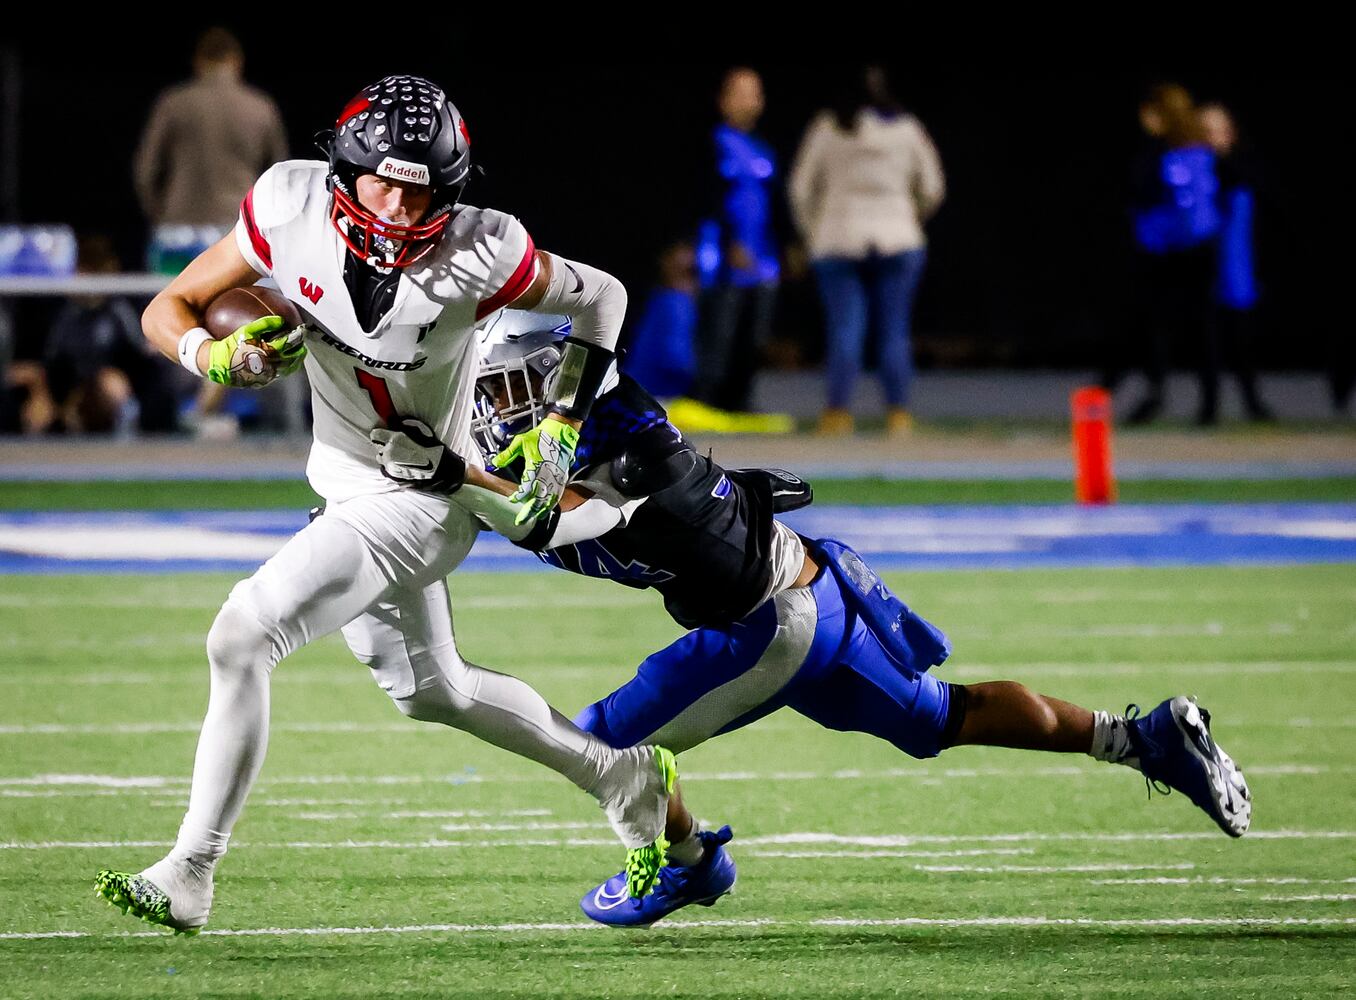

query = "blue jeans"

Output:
[[812, 249, 927, 409]]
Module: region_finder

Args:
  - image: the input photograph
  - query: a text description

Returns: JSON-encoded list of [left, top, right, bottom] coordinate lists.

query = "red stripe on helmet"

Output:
[[241, 189, 272, 271], [475, 233, 537, 320], [337, 94, 371, 127]]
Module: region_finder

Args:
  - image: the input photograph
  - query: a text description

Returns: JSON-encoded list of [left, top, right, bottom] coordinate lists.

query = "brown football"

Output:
[[204, 286, 303, 340]]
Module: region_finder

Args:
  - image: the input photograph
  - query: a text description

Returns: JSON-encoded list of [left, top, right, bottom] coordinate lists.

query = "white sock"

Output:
[[666, 820, 706, 867], [1090, 710, 1140, 769], [169, 602, 277, 866]]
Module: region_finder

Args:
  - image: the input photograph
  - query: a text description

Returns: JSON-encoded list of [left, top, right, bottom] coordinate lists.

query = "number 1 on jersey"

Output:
[[355, 368, 398, 425]]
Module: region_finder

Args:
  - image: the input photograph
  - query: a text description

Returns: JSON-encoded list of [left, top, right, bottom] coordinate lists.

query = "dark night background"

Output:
[[2, 31, 1345, 370]]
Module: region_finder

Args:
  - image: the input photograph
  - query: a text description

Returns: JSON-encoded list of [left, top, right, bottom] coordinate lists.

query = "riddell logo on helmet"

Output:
[[376, 157, 431, 186]]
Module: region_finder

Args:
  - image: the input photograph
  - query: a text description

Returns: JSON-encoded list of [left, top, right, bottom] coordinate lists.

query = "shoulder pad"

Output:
[[447, 207, 532, 307], [609, 438, 697, 499], [446, 206, 523, 255], [727, 467, 813, 513], [249, 160, 325, 231]]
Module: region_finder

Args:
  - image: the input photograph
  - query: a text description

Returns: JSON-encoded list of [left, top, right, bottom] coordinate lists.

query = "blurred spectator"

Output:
[[29, 236, 180, 434], [789, 66, 944, 437], [1120, 84, 1222, 426], [692, 67, 781, 414], [134, 27, 288, 273], [1200, 102, 1272, 422], [621, 242, 698, 398], [135, 27, 290, 436]]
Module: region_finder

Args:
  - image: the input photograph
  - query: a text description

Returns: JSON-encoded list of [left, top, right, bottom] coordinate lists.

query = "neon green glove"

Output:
[[492, 415, 580, 525], [206, 316, 308, 387]]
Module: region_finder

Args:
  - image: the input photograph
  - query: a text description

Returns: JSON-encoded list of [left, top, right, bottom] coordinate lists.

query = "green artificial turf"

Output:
[[0, 476, 1352, 511], [1, 566, 1354, 997]]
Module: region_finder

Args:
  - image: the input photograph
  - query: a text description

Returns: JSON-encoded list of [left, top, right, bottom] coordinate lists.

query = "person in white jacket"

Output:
[[789, 67, 944, 436]]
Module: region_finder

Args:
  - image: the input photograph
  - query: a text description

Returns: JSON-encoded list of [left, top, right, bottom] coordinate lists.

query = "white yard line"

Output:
[[1092, 877, 1356, 886], [0, 595, 223, 610], [1259, 894, 1356, 902], [4, 659, 1353, 687], [0, 592, 648, 612], [437, 822, 598, 833], [0, 634, 205, 650], [0, 722, 412, 735], [0, 672, 373, 687], [0, 774, 180, 788], [385, 809, 553, 819], [5, 830, 1354, 851], [1, 789, 128, 798], [742, 848, 1036, 860], [916, 863, 1196, 874], [738, 830, 1356, 847], [0, 763, 1348, 793], [950, 661, 1356, 678], [4, 915, 1355, 942]]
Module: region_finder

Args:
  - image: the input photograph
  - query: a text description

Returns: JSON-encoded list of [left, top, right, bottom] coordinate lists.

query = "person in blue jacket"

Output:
[[692, 67, 781, 413], [620, 242, 698, 398]]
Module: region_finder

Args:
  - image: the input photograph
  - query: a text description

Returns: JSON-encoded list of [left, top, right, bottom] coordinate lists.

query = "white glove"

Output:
[[369, 419, 466, 493]]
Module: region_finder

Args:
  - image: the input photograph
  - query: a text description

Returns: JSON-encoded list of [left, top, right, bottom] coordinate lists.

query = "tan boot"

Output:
[[886, 408, 914, 438], [816, 408, 855, 436]]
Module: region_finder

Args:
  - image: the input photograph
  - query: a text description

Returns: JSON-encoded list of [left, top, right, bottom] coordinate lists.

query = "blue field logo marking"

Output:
[[1, 504, 1354, 574]]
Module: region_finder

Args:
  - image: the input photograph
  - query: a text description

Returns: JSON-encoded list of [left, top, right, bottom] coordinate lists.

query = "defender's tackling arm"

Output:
[[490, 250, 627, 523]]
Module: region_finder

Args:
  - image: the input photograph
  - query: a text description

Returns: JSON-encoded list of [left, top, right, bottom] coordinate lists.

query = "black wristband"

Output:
[[428, 450, 467, 494], [545, 337, 615, 422], [511, 506, 560, 552]]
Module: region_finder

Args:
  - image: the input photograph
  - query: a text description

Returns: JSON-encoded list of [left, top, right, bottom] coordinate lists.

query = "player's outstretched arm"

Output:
[[456, 473, 625, 548]]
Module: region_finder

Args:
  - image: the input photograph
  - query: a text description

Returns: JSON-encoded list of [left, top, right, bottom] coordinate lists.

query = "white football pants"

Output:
[[172, 488, 617, 863]]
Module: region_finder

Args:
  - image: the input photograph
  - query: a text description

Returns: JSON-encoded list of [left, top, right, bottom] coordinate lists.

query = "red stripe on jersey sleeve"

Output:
[[475, 232, 537, 320], [241, 189, 273, 271]]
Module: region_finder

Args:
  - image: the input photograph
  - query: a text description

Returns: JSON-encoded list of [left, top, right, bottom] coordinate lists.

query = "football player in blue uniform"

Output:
[[372, 312, 1252, 927]]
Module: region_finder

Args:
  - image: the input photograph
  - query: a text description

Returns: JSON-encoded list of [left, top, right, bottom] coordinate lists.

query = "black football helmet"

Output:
[[319, 74, 471, 267]]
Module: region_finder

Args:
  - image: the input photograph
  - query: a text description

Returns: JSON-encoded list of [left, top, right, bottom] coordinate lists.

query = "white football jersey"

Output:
[[234, 159, 536, 503]]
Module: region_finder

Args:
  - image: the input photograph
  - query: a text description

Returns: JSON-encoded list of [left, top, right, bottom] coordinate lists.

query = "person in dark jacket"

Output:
[[1200, 103, 1272, 422]]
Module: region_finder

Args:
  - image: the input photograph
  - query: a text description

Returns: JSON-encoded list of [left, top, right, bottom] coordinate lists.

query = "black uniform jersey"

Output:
[[513, 376, 811, 629]]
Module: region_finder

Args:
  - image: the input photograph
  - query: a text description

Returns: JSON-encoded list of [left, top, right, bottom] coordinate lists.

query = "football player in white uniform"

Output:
[[95, 75, 675, 934]]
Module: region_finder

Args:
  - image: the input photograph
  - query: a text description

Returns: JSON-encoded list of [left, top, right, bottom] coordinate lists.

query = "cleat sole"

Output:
[[1171, 697, 1252, 837], [94, 870, 201, 936]]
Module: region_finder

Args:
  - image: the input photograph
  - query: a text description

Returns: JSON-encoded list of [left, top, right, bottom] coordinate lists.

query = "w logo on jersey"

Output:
[[540, 540, 674, 587], [299, 277, 324, 305]]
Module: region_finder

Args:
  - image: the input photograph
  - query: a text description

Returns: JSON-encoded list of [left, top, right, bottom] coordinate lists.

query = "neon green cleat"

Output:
[[94, 869, 201, 936], [625, 746, 678, 898]]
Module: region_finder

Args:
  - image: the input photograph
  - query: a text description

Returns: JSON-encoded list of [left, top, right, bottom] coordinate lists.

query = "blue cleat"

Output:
[[1127, 695, 1251, 837], [580, 825, 736, 927]]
